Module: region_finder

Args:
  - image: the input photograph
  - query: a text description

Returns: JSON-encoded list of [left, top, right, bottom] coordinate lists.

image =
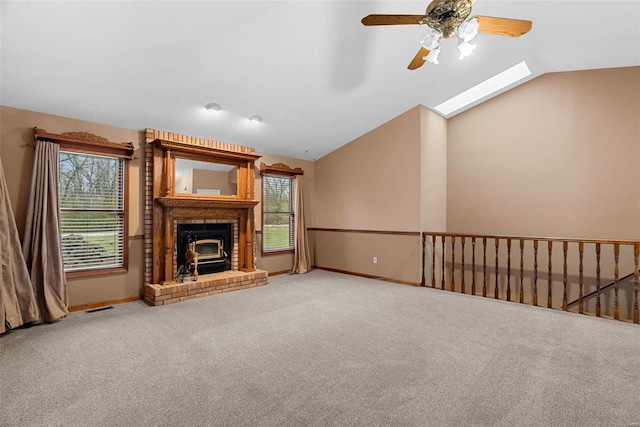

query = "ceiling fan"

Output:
[[361, 0, 532, 70]]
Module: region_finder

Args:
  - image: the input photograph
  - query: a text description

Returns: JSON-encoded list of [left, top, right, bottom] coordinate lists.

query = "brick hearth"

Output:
[[144, 270, 268, 306]]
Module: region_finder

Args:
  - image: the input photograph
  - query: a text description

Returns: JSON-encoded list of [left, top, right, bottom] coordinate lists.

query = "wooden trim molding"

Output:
[[315, 266, 421, 287], [154, 139, 261, 162], [262, 249, 294, 257], [268, 270, 291, 277], [68, 295, 141, 312], [34, 128, 135, 159], [260, 162, 304, 176], [309, 227, 420, 237], [422, 231, 640, 246], [157, 198, 259, 210]]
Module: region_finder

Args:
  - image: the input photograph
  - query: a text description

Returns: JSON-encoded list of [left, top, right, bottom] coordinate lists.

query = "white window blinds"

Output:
[[59, 151, 125, 272], [262, 175, 294, 252]]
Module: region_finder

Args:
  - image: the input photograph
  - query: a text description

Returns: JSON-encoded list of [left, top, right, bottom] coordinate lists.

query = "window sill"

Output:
[[261, 249, 294, 257], [66, 267, 128, 280]]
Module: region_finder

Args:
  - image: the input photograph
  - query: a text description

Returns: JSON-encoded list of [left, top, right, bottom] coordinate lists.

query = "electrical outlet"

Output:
[[373, 256, 378, 264]]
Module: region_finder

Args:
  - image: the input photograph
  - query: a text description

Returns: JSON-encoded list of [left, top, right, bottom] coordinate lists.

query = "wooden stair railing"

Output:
[[422, 232, 640, 324], [567, 272, 635, 310]]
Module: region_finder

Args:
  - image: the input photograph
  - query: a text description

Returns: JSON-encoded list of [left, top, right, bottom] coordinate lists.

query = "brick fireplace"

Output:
[[143, 129, 268, 306]]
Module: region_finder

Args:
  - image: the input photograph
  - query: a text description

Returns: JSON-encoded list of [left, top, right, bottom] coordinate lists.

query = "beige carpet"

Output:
[[2, 270, 640, 426]]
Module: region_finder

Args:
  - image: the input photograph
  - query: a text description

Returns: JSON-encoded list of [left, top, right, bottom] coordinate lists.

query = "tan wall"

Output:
[[447, 66, 640, 239], [314, 106, 424, 284], [420, 105, 448, 232], [192, 169, 234, 195], [314, 232, 422, 285], [255, 153, 315, 274], [0, 105, 145, 307], [0, 107, 316, 305], [315, 106, 422, 231]]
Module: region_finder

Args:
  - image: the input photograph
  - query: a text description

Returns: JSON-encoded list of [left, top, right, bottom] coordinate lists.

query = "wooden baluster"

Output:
[[519, 239, 524, 304], [613, 243, 620, 320], [506, 239, 511, 302], [595, 243, 601, 317], [482, 237, 487, 297], [494, 239, 500, 299], [441, 236, 446, 290], [634, 244, 639, 324], [461, 237, 466, 294], [562, 242, 568, 311], [533, 240, 538, 306], [547, 241, 553, 309], [422, 234, 426, 287], [451, 236, 456, 292], [472, 237, 476, 295], [579, 242, 584, 314], [431, 235, 436, 288]]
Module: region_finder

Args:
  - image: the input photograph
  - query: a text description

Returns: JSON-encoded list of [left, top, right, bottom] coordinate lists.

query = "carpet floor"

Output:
[[1, 270, 640, 427]]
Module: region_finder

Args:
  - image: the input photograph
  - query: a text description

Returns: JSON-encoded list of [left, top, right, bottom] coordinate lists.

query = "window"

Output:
[[262, 175, 294, 253], [59, 151, 126, 273]]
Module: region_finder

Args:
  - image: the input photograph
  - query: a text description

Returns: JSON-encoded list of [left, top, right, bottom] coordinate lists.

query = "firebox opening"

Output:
[[177, 223, 232, 276]]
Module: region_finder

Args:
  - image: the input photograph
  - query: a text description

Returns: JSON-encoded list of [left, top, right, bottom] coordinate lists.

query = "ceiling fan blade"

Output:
[[408, 47, 429, 70], [476, 16, 532, 37], [361, 14, 424, 26]]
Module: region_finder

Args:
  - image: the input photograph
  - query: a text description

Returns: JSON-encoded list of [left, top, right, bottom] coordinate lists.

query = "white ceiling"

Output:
[[1, 1, 639, 161]]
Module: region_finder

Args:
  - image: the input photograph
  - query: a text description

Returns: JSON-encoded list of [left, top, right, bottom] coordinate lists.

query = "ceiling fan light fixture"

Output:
[[205, 103, 221, 112], [425, 47, 441, 64], [457, 40, 477, 59], [420, 27, 442, 51], [457, 17, 479, 41]]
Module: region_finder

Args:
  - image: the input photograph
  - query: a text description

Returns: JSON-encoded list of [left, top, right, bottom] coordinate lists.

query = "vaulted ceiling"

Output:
[[2, 1, 639, 161]]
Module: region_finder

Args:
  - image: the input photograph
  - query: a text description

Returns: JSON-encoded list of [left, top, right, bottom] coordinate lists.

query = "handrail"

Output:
[[423, 231, 640, 246], [567, 272, 635, 308]]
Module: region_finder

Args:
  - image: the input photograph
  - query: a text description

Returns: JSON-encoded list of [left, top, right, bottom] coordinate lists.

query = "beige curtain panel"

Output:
[[0, 157, 40, 334], [22, 140, 68, 324], [291, 175, 311, 274]]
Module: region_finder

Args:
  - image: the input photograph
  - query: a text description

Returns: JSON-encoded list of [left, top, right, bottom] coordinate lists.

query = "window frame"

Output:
[[34, 128, 134, 278], [259, 163, 304, 257], [261, 174, 295, 256]]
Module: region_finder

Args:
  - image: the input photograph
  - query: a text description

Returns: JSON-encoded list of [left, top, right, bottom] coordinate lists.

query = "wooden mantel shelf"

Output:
[[156, 197, 259, 209], [153, 138, 261, 162]]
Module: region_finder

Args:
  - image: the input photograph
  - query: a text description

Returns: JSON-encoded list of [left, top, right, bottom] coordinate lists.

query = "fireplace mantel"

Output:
[[157, 197, 259, 210], [150, 134, 261, 284]]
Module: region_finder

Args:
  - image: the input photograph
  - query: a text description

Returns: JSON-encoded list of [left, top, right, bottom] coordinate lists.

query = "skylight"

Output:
[[434, 61, 532, 116]]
